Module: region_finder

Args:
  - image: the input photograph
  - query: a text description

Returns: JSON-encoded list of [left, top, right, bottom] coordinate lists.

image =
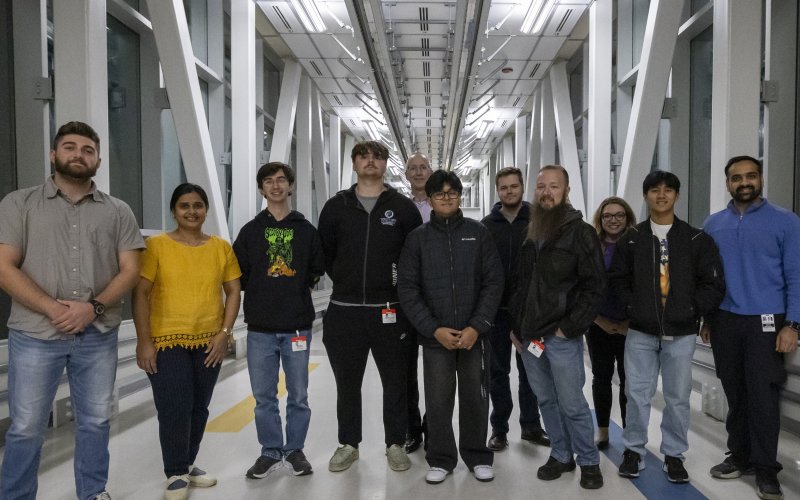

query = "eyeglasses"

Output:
[[431, 190, 461, 200], [601, 212, 626, 222]]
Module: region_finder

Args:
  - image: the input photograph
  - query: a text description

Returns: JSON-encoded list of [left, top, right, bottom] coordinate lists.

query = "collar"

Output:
[[45, 176, 102, 202], [726, 197, 766, 215]]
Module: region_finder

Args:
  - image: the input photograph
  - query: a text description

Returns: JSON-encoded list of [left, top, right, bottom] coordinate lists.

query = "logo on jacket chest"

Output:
[[380, 210, 397, 226]]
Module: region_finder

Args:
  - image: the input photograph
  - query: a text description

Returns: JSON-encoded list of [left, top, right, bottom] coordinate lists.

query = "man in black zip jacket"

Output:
[[509, 165, 606, 490], [318, 141, 423, 473], [610, 170, 725, 484], [398, 169, 503, 484], [234, 163, 324, 478], [481, 167, 549, 451]]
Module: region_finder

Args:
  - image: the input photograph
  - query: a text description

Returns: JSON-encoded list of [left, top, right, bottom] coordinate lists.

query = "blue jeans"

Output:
[[622, 329, 696, 459], [521, 334, 598, 466], [2, 327, 118, 500], [147, 346, 221, 477], [247, 330, 312, 459]]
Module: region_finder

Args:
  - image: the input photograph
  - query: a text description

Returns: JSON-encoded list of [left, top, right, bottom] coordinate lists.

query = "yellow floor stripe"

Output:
[[206, 362, 319, 433]]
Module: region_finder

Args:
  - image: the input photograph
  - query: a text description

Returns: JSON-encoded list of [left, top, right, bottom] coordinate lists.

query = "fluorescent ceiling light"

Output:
[[520, 0, 556, 34], [531, 0, 557, 34], [289, 0, 326, 33], [477, 120, 493, 139], [365, 120, 381, 141]]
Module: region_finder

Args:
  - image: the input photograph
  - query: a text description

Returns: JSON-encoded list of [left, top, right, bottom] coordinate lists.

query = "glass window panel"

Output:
[[689, 26, 713, 226], [107, 15, 143, 227]]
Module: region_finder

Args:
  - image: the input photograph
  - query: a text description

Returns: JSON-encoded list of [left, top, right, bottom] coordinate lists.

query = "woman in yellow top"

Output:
[[133, 183, 241, 500]]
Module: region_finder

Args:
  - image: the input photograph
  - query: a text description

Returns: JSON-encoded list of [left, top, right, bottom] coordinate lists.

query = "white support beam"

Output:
[[514, 115, 527, 170], [550, 62, 586, 217], [145, 0, 229, 238], [587, 0, 613, 215], [526, 88, 541, 197], [12, 0, 49, 188], [617, 0, 686, 217], [341, 135, 356, 188], [53, 0, 110, 191], [295, 75, 313, 217], [207, 0, 226, 198], [329, 115, 342, 196], [230, 0, 257, 237], [540, 78, 556, 166], [502, 136, 514, 169], [270, 60, 302, 164], [615, 0, 634, 163], [311, 88, 328, 221], [709, 0, 762, 212]]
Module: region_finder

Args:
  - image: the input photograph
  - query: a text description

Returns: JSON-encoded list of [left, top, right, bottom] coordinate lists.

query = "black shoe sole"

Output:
[[537, 463, 576, 480]]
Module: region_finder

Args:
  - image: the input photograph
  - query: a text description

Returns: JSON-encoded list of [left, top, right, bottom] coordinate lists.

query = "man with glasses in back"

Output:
[[402, 152, 433, 452]]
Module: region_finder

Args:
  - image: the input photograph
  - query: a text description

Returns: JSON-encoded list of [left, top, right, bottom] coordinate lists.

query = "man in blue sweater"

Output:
[[702, 155, 800, 500]]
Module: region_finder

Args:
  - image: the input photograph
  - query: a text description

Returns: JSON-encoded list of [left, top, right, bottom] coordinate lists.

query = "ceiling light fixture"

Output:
[[520, 0, 556, 34], [289, 0, 326, 33], [331, 34, 357, 60], [477, 120, 493, 139], [365, 120, 381, 141]]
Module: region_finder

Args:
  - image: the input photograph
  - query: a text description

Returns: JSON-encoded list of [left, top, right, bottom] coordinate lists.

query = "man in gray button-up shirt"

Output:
[[0, 121, 144, 500]]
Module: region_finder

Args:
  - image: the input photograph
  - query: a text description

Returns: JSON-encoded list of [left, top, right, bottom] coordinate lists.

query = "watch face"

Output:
[[92, 300, 105, 315]]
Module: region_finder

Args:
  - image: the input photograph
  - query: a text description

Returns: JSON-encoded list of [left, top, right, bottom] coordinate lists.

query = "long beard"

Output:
[[528, 199, 569, 242]]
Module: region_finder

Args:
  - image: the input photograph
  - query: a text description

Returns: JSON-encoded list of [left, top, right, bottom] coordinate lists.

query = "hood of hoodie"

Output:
[[255, 208, 307, 225], [486, 200, 531, 223]]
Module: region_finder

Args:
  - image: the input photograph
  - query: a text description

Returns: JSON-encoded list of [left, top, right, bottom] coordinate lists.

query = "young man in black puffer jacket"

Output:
[[398, 170, 503, 485]]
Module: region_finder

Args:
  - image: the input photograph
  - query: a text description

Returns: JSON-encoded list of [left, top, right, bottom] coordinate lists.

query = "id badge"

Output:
[[291, 335, 307, 352], [528, 340, 545, 358], [761, 314, 776, 333], [382, 302, 397, 324]]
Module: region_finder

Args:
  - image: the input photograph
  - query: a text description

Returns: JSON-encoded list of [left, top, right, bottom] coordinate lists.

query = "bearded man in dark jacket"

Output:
[[510, 165, 606, 490], [398, 170, 503, 485]]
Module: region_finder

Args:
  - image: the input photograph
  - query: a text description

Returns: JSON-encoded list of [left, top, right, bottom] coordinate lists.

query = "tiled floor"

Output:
[[9, 343, 800, 500]]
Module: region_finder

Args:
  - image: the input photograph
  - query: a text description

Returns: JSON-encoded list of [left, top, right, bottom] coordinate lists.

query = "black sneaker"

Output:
[[580, 464, 604, 489], [404, 432, 423, 453], [285, 450, 313, 476], [537, 456, 577, 480], [618, 449, 644, 478], [521, 428, 551, 447], [246, 455, 283, 479], [756, 469, 783, 500], [663, 455, 689, 483], [487, 432, 508, 451], [709, 452, 748, 479]]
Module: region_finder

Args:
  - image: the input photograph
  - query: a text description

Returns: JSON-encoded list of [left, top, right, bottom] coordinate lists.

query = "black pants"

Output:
[[711, 310, 786, 472], [322, 303, 410, 447], [423, 338, 492, 471], [148, 346, 221, 478], [488, 309, 542, 434], [406, 331, 424, 437], [585, 323, 627, 428]]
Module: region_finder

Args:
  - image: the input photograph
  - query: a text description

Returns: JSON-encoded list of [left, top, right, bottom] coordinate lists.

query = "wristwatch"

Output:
[[785, 320, 800, 333], [89, 299, 106, 317]]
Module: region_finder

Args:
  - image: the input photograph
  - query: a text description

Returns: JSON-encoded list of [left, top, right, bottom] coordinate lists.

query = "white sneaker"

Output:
[[425, 467, 450, 484], [187, 464, 217, 487], [473, 464, 494, 482], [163, 475, 189, 500]]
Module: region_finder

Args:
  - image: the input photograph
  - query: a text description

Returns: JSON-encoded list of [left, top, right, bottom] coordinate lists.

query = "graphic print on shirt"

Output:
[[265, 227, 296, 277], [659, 238, 670, 305]]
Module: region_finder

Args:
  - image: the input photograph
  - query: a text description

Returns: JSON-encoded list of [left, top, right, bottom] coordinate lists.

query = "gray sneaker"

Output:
[[93, 492, 112, 500], [329, 444, 359, 472], [386, 444, 411, 471]]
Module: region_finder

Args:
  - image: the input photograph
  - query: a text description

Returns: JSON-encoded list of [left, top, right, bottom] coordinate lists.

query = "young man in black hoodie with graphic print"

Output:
[[233, 162, 324, 479], [318, 141, 423, 473]]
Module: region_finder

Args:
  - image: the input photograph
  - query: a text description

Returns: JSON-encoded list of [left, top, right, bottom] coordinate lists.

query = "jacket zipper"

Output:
[[361, 203, 372, 305], [446, 218, 458, 319]]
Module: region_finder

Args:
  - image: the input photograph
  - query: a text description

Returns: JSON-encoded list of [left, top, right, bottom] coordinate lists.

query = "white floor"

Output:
[[11, 343, 800, 500]]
